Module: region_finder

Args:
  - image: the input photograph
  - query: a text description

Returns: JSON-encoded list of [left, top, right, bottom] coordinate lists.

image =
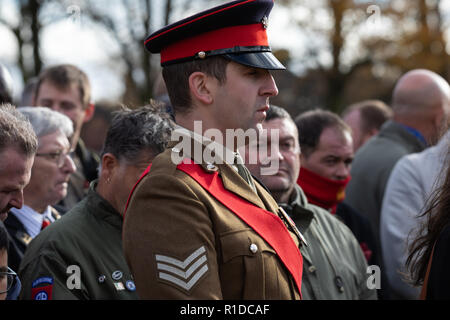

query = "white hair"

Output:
[[17, 106, 73, 138]]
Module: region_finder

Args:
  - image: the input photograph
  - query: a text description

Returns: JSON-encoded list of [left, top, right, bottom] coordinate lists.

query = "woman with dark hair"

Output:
[[406, 148, 450, 299]]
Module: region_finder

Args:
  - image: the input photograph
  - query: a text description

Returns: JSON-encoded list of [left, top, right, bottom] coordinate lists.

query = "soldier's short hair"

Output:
[[101, 101, 175, 163], [295, 109, 351, 157], [162, 56, 230, 116], [0, 104, 37, 157], [34, 64, 91, 109]]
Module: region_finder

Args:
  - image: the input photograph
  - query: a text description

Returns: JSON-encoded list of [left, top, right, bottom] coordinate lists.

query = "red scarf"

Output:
[[297, 167, 350, 214]]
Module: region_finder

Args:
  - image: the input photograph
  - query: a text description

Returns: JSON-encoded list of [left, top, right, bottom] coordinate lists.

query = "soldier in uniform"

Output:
[[33, 64, 99, 212], [18, 104, 174, 300], [123, 0, 305, 299]]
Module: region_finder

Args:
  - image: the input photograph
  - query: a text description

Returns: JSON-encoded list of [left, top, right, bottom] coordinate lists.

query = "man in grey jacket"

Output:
[[346, 69, 450, 253], [242, 105, 377, 300]]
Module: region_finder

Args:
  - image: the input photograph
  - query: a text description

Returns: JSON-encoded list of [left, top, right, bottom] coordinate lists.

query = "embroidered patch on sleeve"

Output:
[[31, 277, 54, 300], [155, 245, 208, 292]]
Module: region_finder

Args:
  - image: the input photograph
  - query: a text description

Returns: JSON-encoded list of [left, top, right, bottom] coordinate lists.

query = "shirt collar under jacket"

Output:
[[399, 123, 428, 147], [10, 205, 54, 239]]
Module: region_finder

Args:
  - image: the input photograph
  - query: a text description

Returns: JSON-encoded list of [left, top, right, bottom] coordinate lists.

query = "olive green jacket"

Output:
[[18, 182, 139, 300], [282, 185, 377, 300]]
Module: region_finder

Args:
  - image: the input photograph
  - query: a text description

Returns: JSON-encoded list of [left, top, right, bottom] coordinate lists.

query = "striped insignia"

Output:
[[155, 246, 208, 292]]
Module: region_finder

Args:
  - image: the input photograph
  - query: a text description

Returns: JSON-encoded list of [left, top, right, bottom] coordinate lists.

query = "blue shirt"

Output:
[[400, 124, 427, 146]]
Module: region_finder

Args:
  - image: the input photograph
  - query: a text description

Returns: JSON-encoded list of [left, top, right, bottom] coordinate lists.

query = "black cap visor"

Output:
[[224, 51, 285, 70]]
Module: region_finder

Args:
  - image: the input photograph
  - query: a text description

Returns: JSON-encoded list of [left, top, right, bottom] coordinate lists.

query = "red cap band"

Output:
[[160, 23, 268, 64]]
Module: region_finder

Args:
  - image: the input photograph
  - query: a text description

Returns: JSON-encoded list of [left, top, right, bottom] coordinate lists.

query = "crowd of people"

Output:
[[1, 0, 449, 301]]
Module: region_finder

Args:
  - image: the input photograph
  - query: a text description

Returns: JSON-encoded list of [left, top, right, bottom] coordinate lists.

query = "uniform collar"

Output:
[[170, 125, 240, 165], [169, 125, 266, 209]]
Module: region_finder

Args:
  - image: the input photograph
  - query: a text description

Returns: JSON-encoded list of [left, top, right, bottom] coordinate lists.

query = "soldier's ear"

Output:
[[188, 71, 214, 105]]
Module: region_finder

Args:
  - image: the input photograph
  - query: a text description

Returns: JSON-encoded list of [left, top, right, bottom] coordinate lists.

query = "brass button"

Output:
[[308, 266, 316, 273]]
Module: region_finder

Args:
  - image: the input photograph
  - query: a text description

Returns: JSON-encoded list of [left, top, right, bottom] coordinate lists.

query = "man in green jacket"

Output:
[[18, 104, 174, 300], [243, 105, 377, 299]]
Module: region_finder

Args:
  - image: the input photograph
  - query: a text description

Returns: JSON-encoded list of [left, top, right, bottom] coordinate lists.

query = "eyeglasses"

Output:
[[0, 267, 18, 294], [36, 150, 75, 168]]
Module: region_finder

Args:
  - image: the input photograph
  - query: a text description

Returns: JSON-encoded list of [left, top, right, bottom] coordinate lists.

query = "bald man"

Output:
[[345, 69, 450, 298]]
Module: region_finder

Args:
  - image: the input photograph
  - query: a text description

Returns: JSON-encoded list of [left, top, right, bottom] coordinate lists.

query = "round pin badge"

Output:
[[125, 280, 136, 292], [112, 270, 123, 281], [98, 275, 106, 283]]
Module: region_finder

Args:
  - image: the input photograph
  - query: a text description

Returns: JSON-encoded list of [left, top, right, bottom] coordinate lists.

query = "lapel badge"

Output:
[[125, 280, 136, 292], [98, 275, 106, 283], [112, 270, 123, 281], [261, 16, 269, 29], [114, 282, 125, 291]]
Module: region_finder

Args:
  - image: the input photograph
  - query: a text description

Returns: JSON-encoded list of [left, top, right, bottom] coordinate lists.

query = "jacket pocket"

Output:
[[219, 228, 277, 299]]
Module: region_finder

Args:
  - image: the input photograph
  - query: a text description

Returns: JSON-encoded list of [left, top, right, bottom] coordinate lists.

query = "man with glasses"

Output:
[[0, 222, 20, 300], [33, 64, 99, 212], [4, 107, 76, 272]]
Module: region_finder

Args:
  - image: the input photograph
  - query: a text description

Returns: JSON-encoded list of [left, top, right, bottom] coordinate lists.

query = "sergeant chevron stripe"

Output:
[[155, 246, 208, 291]]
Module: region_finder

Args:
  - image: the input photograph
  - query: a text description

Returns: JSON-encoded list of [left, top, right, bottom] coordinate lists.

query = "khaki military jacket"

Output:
[[123, 128, 302, 299]]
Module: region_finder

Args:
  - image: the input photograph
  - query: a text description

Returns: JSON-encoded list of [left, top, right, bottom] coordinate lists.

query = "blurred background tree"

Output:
[[0, 0, 449, 117], [272, 0, 449, 116]]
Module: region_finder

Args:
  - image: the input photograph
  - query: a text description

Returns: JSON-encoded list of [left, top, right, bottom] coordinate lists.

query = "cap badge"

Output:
[[197, 51, 206, 59], [261, 16, 269, 29]]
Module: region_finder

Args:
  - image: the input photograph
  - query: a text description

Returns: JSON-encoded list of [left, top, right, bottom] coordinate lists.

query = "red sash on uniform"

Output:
[[178, 160, 303, 294], [124, 161, 303, 295], [124, 164, 152, 218]]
